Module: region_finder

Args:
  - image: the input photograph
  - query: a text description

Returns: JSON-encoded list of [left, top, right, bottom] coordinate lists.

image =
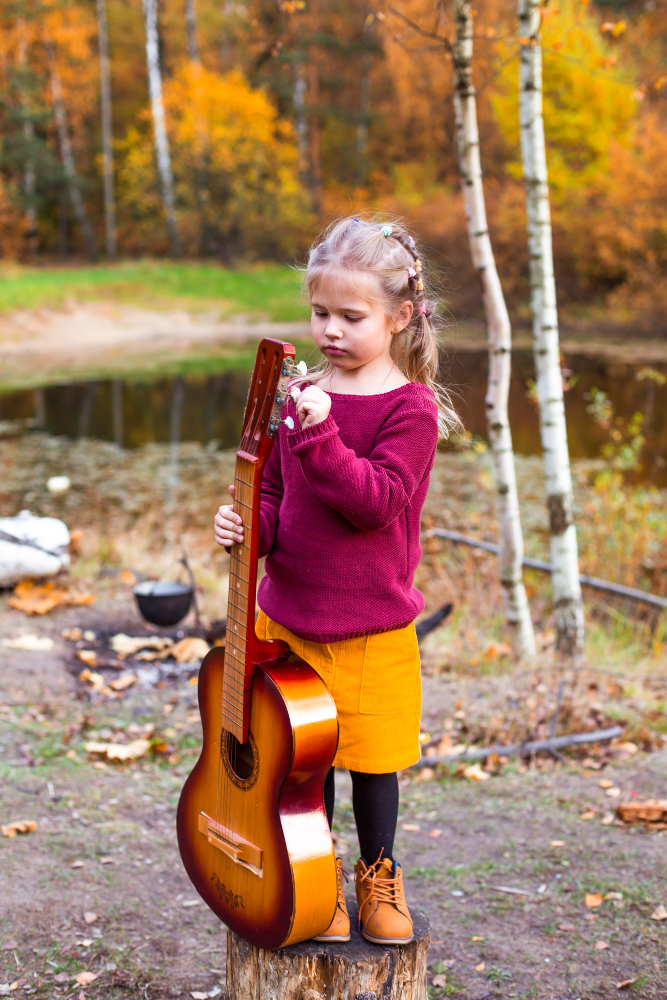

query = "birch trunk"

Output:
[[452, 0, 536, 658], [185, 0, 200, 62], [518, 0, 584, 657], [293, 61, 309, 180], [96, 0, 117, 257], [46, 40, 97, 260], [356, 12, 373, 187], [142, 0, 180, 256], [17, 19, 38, 255]]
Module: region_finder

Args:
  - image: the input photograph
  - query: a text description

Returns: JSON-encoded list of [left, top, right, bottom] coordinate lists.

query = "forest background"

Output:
[[1, 0, 666, 329]]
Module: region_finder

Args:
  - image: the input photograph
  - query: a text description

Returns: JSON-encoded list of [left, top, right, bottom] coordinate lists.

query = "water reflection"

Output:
[[1, 350, 665, 485]]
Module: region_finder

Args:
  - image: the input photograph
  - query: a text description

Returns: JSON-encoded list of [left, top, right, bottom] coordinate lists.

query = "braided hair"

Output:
[[291, 214, 463, 441]]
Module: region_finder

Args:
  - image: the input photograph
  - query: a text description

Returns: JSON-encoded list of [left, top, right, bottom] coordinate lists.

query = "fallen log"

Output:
[[425, 528, 667, 611], [411, 725, 623, 768]]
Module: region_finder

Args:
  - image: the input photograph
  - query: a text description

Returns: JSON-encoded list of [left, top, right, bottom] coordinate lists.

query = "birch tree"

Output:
[[142, 0, 180, 256], [45, 39, 97, 259], [17, 18, 38, 255], [518, 0, 584, 657], [452, 0, 536, 658], [95, 0, 116, 257]]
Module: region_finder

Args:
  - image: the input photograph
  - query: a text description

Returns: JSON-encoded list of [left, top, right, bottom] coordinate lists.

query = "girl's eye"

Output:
[[345, 316, 362, 323], [313, 310, 328, 318]]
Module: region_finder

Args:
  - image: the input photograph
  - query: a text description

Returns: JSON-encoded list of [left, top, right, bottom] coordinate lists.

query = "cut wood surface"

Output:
[[226, 894, 430, 1000]]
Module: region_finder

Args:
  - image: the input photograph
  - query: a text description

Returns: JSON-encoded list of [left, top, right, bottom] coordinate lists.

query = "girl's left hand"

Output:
[[294, 385, 331, 428]]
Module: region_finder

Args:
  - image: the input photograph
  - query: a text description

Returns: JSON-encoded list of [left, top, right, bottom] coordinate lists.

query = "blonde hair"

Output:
[[290, 213, 463, 441]]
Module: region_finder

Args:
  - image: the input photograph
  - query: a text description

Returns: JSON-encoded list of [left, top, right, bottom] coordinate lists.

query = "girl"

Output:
[[214, 216, 461, 946]]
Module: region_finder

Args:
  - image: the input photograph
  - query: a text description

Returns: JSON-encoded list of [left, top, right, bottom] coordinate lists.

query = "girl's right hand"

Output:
[[214, 485, 244, 550]]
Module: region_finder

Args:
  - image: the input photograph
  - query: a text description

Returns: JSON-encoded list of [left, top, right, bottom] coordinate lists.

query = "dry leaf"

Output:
[[99, 856, 114, 865], [83, 912, 97, 925], [401, 823, 421, 832], [604, 892, 623, 901], [62, 627, 83, 641], [53, 972, 69, 983], [70, 860, 85, 869], [2, 634, 54, 652], [606, 787, 621, 799], [585, 893, 603, 908], [594, 940, 610, 950], [415, 767, 435, 782], [9, 580, 94, 615], [191, 993, 208, 999], [84, 739, 150, 762], [550, 840, 565, 847], [79, 669, 105, 692], [475, 962, 485, 972], [170, 637, 210, 663], [109, 674, 137, 692], [74, 971, 98, 986], [616, 979, 637, 989], [650, 904, 667, 921], [2, 820, 36, 838], [580, 810, 597, 820], [463, 763, 490, 782], [109, 633, 173, 658], [598, 779, 614, 789], [77, 650, 98, 667], [432, 974, 447, 988], [471, 935, 484, 941], [429, 829, 443, 839], [615, 742, 638, 755], [558, 924, 576, 932], [77, 939, 93, 947], [119, 570, 136, 585]]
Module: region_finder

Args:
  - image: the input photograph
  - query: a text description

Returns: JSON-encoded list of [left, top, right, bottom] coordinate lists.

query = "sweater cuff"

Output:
[[286, 412, 339, 455]]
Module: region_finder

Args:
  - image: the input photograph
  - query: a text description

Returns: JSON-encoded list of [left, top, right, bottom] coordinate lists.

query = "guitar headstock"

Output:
[[238, 339, 297, 465]]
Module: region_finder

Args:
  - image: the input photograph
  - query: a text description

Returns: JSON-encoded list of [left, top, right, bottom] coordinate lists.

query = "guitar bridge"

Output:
[[198, 813, 263, 876]]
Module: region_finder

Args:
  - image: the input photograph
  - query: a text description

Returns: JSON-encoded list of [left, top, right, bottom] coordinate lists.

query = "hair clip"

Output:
[[417, 278, 424, 291], [407, 236, 417, 251], [381, 225, 393, 237], [414, 258, 422, 272], [408, 266, 417, 278], [418, 304, 427, 314]]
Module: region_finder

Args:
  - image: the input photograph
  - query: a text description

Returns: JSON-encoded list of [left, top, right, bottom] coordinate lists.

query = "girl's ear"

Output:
[[393, 299, 414, 334]]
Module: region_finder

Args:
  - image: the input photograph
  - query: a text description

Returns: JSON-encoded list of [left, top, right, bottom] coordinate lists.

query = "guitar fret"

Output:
[[234, 476, 254, 488], [222, 675, 245, 695], [228, 594, 249, 616]]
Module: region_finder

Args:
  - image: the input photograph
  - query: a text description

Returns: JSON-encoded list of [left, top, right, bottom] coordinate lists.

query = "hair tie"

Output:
[[381, 225, 393, 237], [418, 304, 427, 315], [408, 266, 416, 278]]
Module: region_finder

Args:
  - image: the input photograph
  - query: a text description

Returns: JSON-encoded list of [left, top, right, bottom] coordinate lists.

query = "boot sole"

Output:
[[312, 933, 351, 943], [361, 929, 414, 946]]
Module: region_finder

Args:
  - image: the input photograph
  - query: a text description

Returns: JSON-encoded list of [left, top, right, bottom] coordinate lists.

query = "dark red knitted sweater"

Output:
[[246, 381, 439, 643]]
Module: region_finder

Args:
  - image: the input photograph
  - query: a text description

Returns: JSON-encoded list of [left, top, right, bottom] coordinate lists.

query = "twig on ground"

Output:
[[411, 725, 623, 768]]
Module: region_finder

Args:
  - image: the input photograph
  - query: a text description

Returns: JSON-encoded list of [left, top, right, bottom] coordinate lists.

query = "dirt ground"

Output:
[[1, 583, 665, 1000]]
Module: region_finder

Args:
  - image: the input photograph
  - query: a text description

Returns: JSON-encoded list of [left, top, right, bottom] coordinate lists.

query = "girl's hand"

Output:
[[214, 485, 243, 550], [294, 385, 331, 428]]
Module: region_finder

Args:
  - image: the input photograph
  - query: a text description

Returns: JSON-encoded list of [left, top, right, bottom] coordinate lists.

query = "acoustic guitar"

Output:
[[176, 338, 339, 949]]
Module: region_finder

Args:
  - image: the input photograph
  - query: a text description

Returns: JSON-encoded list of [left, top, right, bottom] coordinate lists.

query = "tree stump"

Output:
[[226, 894, 430, 1000]]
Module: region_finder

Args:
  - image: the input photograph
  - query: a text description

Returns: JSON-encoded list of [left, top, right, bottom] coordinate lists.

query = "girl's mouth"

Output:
[[325, 346, 346, 355]]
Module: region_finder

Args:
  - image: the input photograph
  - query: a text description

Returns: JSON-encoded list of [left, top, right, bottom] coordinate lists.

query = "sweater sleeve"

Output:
[[285, 397, 438, 531], [257, 425, 284, 557]]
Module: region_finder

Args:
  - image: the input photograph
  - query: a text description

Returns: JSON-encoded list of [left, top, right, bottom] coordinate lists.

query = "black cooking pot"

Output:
[[133, 579, 194, 627]]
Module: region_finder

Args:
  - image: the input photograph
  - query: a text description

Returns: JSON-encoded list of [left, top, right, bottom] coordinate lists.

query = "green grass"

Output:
[[0, 260, 307, 321]]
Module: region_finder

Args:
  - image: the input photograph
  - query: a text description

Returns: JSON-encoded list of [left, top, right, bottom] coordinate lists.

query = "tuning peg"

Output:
[[290, 386, 301, 403], [283, 416, 295, 429], [296, 360, 308, 375]]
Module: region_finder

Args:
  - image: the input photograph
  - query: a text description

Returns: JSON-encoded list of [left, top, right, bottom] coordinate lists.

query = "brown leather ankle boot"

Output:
[[312, 857, 351, 942], [354, 854, 413, 945]]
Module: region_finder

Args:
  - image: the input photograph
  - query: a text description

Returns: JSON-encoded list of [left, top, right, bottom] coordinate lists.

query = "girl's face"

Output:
[[310, 272, 412, 374]]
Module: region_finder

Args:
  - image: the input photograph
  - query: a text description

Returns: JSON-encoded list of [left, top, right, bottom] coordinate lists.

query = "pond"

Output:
[[1, 349, 666, 485]]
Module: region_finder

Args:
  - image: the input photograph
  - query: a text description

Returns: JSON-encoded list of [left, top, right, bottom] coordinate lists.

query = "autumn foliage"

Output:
[[0, 0, 665, 321]]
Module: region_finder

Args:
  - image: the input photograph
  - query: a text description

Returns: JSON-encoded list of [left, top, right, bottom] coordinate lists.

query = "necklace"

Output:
[[329, 360, 395, 393]]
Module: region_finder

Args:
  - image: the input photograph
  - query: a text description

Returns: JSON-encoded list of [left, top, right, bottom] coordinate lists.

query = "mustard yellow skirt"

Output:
[[254, 608, 423, 773]]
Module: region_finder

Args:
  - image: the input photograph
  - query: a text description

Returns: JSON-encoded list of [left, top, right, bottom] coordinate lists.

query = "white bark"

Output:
[[142, 0, 180, 256], [452, 0, 536, 658], [96, 0, 117, 257], [185, 0, 200, 62], [517, 0, 584, 657], [46, 40, 97, 259], [17, 19, 38, 254]]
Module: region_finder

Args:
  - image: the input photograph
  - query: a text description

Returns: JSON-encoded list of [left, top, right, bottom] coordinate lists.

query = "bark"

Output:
[[142, 0, 180, 256], [518, 0, 584, 657], [227, 896, 430, 999], [452, 0, 536, 657], [293, 60, 309, 180], [306, 0, 322, 216], [45, 40, 97, 260], [96, 0, 117, 257], [356, 12, 373, 187], [17, 18, 38, 255], [185, 0, 200, 62]]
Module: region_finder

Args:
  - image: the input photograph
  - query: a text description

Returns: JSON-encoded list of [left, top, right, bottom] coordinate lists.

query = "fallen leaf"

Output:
[[2, 942, 17, 951], [170, 637, 210, 664], [463, 763, 490, 782], [428, 829, 443, 839], [2, 820, 36, 838], [550, 840, 565, 847], [77, 939, 93, 947], [585, 893, 603, 908], [580, 810, 597, 820], [109, 674, 137, 692], [119, 570, 136, 585], [191, 993, 208, 999], [77, 650, 98, 668], [475, 962, 485, 972], [415, 767, 435, 782], [594, 940, 610, 950], [615, 742, 638, 756], [650, 905, 667, 921], [74, 972, 98, 986], [110, 634, 174, 658], [2, 634, 54, 652], [53, 973, 69, 984], [616, 978, 637, 989], [84, 739, 150, 762], [182, 900, 200, 908], [599, 779, 614, 789], [62, 627, 83, 641], [558, 924, 576, 932], [601, 813, 615, 825], [471, 935, 484, 941], [83, 912, 98, 924], [9, 580, 94, 615], [401, 824, 421, 832], [606, 787, 621, 799], [604, 892, 623, 901], [432, 974, 447, 987], [99, 856, 114, 865], [79, 668, 104, 692], [70, 860, 85, 869]]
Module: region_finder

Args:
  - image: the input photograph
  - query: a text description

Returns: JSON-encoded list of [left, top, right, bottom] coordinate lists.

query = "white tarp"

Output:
[[0, 511, 70, 587]]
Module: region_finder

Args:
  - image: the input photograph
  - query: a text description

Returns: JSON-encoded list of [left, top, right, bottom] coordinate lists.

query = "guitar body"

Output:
[[177, 645, 339, 948]]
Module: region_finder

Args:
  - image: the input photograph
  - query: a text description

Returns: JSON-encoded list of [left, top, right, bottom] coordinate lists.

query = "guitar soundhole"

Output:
[[220, 728, 259, 789]]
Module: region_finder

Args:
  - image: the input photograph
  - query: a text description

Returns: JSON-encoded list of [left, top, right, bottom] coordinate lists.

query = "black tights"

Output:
[[323, 767, 399, 863]]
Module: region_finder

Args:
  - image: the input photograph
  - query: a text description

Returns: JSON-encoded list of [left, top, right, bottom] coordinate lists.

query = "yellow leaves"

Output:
[[9, 580, 95, 615], [2, 820, 36, 838], [463, 763, 490, 782], [600, 20, 626, 36], [585, 892, 603, 907], [74, 971, 99, 986], [650, 905, 667, 921]]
